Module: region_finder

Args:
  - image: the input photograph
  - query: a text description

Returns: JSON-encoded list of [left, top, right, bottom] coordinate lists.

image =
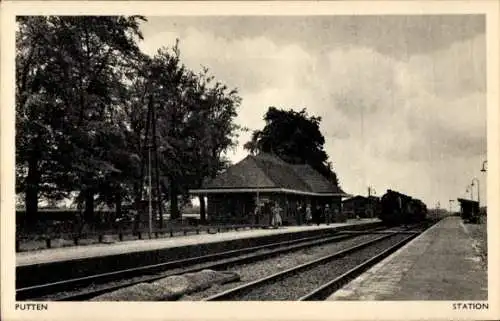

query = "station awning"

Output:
[[189, 187, 352, 198]]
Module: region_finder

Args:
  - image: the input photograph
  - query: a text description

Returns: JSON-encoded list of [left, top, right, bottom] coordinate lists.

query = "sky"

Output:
[[137, 15, 487, 211]]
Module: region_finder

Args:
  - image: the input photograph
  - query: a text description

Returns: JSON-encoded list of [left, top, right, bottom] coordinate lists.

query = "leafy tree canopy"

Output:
[[244, 107, 340, 186], [16, 16, 243, 227]]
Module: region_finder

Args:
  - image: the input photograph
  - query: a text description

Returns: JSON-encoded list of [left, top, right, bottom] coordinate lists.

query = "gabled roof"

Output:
[[202, 155, 276, 189], [344, 195, 367, 203], [290, 164, 344, 194], [343, 195, 379, 204], [252, 153, 312, 191], [457, 198, 479, 205], [192, 153, 347, 196]]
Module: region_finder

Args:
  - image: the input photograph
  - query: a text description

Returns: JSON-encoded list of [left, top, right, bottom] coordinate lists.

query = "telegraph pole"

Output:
[[148, 144, 152, 239], [151, 102, 163, 228]]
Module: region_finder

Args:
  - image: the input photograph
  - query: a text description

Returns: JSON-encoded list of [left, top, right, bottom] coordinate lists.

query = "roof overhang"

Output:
[[457, 198, 479, 205], [189, 187, 351, 198]]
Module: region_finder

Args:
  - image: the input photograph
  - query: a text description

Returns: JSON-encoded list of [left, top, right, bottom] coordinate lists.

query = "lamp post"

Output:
[[481, 160, 487, 173], [471, 177, 480, 207], [466, 185, 473, 201], [367, 186, 376, 218], [480, 160, 487, 216]]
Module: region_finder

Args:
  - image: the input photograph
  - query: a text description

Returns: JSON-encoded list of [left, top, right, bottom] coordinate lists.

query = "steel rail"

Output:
[[202, 232, 408, 301], [298, 232, 418, 300], [54, 232, 382, 301], [18, 227, 386, 300], [16, 232, 331, 299]]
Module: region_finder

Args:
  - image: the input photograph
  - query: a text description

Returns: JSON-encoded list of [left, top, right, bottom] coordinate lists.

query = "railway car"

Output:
[[379, 190, 427, 225], [412, 199, 428, 222]]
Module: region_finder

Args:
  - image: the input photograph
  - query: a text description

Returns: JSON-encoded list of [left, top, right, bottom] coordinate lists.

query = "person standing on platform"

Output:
[[271, 202, 276, 228], [300, 202, 306, 225], [324, 204, 332, 225], [277, 203, 283, 226], [306, 204, 312, 225], [253, 203, 261, 225], [315, 204, 322, 226], [266, 202, 273, 227], [272, 202, 283, 228], [333, 208, 339, 223], [284, 200, 290, 225], [296, 202, 303, 225]]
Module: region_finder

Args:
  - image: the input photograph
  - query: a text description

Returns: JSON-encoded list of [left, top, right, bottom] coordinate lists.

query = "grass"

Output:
[[464, 216, 487, 267]]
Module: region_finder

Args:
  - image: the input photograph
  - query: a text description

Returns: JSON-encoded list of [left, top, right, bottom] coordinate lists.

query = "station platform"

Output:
[[16, 219, 379, 267], [327, 216, 487, 301]]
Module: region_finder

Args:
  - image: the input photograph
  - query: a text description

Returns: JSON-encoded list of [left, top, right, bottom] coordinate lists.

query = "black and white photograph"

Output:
[[1, 1, 499, 320]]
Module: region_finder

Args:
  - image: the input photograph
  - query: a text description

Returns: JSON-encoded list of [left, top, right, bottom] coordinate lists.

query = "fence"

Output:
[[15, 222, 270, 252]]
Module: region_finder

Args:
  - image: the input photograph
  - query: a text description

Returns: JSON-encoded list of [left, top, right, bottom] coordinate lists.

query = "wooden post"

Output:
[[214, 200, 218, 223], [242, 196, 246, 224], [256, 191, 260, 226]]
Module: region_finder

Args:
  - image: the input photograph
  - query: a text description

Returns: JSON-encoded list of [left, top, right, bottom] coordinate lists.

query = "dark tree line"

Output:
[[16, 16, 241, 228]]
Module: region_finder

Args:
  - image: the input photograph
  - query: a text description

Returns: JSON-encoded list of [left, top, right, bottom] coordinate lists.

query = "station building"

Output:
[[189, 153, 350, 225]]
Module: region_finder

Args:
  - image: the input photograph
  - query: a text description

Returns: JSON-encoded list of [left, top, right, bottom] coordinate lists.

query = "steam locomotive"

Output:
[[379, 190, 428, 225]]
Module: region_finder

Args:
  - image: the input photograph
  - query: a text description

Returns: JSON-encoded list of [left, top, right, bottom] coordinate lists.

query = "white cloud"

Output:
[[139, 26, 486, 208]]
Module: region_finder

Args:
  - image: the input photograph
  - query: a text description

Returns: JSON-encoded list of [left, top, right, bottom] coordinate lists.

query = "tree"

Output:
[[16, 16, 147, 226], [182, 68, 241, 222], [140, 45, 241, 222], [17, 18, 242, 229], [16, 16, 70, 226], [244, 107, 340, 186]]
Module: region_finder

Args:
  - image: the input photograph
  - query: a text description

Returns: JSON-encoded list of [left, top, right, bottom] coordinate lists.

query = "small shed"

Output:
[[189, 153, 350, 225], [343, 195, 381, 219], [457, 198, 480, 223]]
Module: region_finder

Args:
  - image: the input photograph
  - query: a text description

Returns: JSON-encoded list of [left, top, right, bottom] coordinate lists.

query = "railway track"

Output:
[[203, 232, 419, 301], [17, 226, 392, 301]]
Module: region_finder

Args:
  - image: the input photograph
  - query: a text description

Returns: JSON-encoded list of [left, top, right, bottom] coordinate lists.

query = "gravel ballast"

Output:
[[232, 234, 410, 300], [29, 230, 400, 301], [32, 233, 354, 300], [181, 233, 393, 301], [19, 224, 382, 289], [91, 269, 240, 301]]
